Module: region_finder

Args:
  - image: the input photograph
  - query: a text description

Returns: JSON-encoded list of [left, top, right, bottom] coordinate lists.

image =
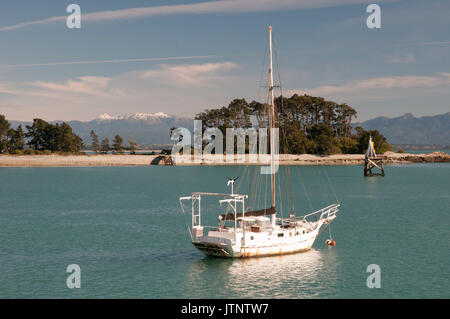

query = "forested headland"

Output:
[[0, 116, 83, 154], [0, 115, 134, 155], [196, 94, 392, 155]]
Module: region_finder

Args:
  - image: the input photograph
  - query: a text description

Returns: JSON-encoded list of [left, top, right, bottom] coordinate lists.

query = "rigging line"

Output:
[[296, 166, 314, 211], [322, 163, 340, 204], [278, 64, 340, 207], [274, 36, 297, 216], [286, 82, 339, 206], [312, 163, 332, 206], [291, 103, 336, 206], [257, 36, 270, 107], [305, 125, 338, 205], [277, 163, 284, 221], [179, 201, 193, 241], [255, 165, 263, 210]]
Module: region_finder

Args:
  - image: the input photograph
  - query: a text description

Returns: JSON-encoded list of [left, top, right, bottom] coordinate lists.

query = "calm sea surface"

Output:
[[0, 164, 448, 298]]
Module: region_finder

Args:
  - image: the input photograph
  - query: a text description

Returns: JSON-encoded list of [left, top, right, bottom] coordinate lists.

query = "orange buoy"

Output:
[[325, 239, 336, 246]]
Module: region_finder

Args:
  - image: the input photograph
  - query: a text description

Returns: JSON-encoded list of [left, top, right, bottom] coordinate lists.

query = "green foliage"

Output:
[[0, 115, 83, 154], [25, 118, 83, 152], [24, 149, 35, 155], [112, 135, 124, 154], [90, 130, 100, 154], [280, 121, 309, 154], [100, 138, 110, 154], [128, 138, 138, 154], [307, 124, 341, 155], [354, 127, 393, 154], [0, 114, 11, 153], [195, 95, 392, 155], [338, 136, 359, 154]]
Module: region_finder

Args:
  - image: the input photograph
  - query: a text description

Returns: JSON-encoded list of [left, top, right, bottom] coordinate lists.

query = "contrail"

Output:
[[0, 53, 259, 68]]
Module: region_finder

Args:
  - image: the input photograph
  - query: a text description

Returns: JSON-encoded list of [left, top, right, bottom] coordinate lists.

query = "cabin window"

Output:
[[295, 231, 299, 236], [277, 233, 284, 238], [303, 230, 306, 234], [250, 236, 254, 240]]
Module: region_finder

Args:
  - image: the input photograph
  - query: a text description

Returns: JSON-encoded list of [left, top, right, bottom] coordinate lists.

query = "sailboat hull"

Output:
[[192, 226, 322, 258]]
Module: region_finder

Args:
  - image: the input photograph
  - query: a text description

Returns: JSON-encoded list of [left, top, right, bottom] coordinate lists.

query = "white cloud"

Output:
[[0, 62, 245, 121], [139, 62, 238, 85], [0, 82, 17, 95], [32, 76, 113, 97], [0, 0, 400, 32], [290, 73, 450, 96]]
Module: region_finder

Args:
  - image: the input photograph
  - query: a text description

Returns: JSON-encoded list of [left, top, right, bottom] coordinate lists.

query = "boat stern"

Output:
[[191, 227, 238, 257]]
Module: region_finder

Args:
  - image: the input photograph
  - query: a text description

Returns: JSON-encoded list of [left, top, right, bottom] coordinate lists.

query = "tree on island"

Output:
[[353, 127, 392, 154], [90, 130, 100, 154], [100, 138, 110, 154], [7, 125, 25, 153], [196, 94, 391, 155], [25, 118, 83, 152], [112, 135, 124, 154], [128, 138, 138, 155], [0, 115, 11, 153]]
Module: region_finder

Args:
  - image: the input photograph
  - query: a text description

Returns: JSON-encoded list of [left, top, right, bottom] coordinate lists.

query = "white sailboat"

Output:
[[179, 26, 340, 258]]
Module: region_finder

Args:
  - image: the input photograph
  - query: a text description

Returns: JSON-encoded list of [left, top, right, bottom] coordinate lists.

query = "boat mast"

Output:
[[268, 26, 276, 221]]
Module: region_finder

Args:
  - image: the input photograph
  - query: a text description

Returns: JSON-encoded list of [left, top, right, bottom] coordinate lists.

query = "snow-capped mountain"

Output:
[[96, 112, 171, 121]]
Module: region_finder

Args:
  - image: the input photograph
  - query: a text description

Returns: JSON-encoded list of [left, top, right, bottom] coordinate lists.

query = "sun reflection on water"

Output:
[[185, 249, 339, 298]]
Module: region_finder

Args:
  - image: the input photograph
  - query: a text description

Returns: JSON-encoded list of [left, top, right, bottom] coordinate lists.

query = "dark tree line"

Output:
[[195, 94, 392, 155], [89, 130, 137, 154], [0, 115, 83, 154], [0, 114, 139, 155]]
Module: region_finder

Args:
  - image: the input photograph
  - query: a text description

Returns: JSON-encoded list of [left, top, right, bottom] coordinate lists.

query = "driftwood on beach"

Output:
[[0, 152, 448, 167]]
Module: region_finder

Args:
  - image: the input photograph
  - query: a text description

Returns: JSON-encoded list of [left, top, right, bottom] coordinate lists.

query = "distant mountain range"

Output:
[[353, 112, 450, 145], [10, 112, 194, 147], [9, 111, 449, 147]]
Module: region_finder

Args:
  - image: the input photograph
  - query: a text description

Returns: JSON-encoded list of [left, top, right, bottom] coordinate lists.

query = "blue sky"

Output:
[[0, 0, 449, 122]]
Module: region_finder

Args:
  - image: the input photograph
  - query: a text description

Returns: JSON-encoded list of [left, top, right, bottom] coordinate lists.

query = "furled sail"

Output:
[[219, 207, 276, 221]]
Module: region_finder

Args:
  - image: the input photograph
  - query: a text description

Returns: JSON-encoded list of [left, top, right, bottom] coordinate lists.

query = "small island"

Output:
[[1, 96, 449, 167]]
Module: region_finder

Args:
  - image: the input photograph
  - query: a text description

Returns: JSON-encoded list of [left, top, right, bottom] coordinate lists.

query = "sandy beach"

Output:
[[0, 152, 448, 167]]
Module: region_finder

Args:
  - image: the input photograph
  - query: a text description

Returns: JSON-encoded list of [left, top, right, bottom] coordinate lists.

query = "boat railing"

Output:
[[303, 203, 340, 221], [282, 203, 339, 223]]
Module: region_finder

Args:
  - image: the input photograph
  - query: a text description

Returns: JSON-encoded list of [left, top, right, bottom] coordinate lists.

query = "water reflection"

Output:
[[185, 249, 339, 298]]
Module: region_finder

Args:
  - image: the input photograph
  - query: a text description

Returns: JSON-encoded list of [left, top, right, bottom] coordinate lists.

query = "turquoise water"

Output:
[[0, 164, 448, 298]]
